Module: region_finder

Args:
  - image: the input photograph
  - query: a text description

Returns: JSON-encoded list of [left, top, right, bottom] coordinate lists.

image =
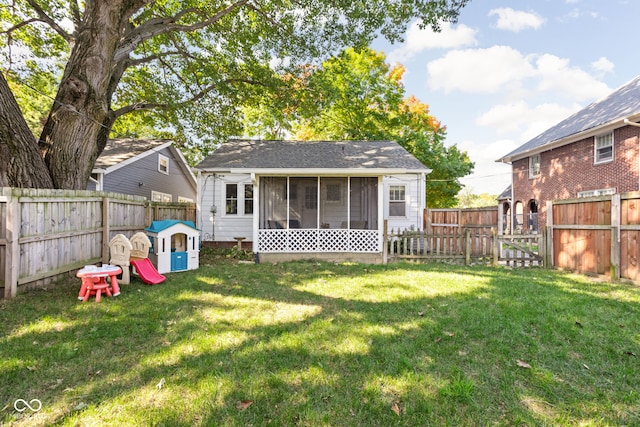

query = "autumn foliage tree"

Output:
[[0, 0, 470, 189], [244, 47, 474, 207]]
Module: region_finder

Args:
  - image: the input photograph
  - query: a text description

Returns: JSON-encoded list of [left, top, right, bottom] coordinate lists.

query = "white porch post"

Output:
[[378, 176, 384, 251], [253, 175, 260, 253]]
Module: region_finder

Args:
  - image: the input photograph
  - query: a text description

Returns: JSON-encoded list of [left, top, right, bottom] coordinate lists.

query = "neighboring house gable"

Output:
[[88, 138, 197, 202], [497, 76, 640, 232], [195, 139, 431, 263]]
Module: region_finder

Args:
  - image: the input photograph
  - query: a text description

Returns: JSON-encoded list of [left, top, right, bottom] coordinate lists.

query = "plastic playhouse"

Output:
[[144, 220, 200, 274], [108, 232, 166, 285]]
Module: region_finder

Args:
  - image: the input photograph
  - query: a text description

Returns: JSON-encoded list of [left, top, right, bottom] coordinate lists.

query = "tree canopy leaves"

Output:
[[1, 0, 470, 188]]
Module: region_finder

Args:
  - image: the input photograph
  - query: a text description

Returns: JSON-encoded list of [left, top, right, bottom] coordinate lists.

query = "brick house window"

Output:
[[594, 133, 613, 164], [528, 154, 540, 178]]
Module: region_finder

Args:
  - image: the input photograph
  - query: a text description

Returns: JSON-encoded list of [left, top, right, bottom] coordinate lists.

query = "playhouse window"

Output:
[[226, 184, 238, 214], [389, 185, 406, 217], [244, 184, 254, 214], [158, 154, 169, 174]]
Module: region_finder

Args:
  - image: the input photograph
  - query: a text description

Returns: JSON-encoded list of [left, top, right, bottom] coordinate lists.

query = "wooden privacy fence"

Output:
[[547, 192, 640, 281], [0, 187, 196, 298], [426, 207, 498, 234]]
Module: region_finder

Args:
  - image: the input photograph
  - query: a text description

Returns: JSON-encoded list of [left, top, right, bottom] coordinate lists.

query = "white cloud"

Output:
[[387, 21, 477, 63], [476, 101, 581, 141], [534, 54, 611, 101], [591, 57, 614, 75], [427, 46, 536, 93], [427, 47, 611, 102], [488, 8, 545, 32]]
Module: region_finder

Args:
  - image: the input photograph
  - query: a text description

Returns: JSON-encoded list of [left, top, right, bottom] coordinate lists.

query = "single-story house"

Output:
[[195, 139, 431, 263], [87, 138, 197, 203], [497, 75, 640, 232]]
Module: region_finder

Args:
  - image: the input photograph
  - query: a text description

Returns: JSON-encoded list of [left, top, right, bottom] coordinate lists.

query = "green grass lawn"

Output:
[[1, 252, 639, 426]]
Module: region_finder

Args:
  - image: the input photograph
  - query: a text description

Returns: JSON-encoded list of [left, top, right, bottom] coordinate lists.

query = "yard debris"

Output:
[[156, 378, 165, 390], [575, 321, 583, 328], [582, 364, 590, 370], [516, 359, 532, 369], [236, 400, 253, 411], [391, 402, 402, 416], [418, 311, 424, 317], [625, 351, 636, 357]]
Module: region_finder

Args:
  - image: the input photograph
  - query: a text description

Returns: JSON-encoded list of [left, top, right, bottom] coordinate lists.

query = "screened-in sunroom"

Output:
[[257, 176, 380, 253], [195, 139, 431, 263]]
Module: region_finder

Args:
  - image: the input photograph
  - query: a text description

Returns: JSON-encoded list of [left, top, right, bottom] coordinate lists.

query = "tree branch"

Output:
[[25, 0, 73, 42], [112, 78, 266, 118], [114, 0, 249, 63]]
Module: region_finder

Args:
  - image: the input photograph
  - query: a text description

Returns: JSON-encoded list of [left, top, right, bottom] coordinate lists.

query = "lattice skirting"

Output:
[[258, 229, 380, 253]]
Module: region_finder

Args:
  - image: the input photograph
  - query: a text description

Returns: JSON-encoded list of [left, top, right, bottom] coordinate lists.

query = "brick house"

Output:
[[497, 75, 640, 233]]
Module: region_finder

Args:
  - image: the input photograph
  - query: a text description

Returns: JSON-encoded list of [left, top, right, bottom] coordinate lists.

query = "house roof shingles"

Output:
[[498, 75, 640, 162], [195, 139, 430, 172], [94, 138, 170, 169]]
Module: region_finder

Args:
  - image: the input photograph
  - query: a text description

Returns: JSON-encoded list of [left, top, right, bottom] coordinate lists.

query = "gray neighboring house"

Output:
[[87, 138, 197, 202], [195, 139, 431, 264]]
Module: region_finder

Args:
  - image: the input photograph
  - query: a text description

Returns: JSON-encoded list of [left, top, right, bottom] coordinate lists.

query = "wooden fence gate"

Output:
[[385, 223, 546, 267]]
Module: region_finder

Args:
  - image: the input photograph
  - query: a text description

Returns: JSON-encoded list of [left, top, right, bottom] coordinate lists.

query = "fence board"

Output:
[[0, 187, 196, 298]]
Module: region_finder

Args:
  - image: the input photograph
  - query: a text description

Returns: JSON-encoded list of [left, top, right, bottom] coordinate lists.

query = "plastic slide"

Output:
[[130, 258, 166, 285]]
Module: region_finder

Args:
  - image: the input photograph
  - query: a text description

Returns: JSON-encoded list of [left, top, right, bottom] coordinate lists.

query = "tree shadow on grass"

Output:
[[0, 262, 639, 426]]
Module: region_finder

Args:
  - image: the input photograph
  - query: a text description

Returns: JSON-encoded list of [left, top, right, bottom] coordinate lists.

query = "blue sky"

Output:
[[373, 0, 638, 195]]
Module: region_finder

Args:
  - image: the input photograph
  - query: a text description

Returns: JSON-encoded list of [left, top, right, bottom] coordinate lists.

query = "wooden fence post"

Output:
[[610, 194, 621, 281], [382, 219, 388, 264], [491, 227, 499, 266], [464, 228, 471, 265], [5, 192, 20, 298], [102, 197, 110, 264]]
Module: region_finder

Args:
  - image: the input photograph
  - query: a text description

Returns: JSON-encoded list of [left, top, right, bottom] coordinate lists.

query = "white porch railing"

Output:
[[258, 228, 380, 253]]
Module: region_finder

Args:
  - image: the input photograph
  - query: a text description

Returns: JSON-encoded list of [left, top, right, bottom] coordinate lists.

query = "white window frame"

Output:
[[389, 185, 406, 217], [244, 183, 254, 215], [594, 133, 614, 164], [151, 190, 172, 202], [529, 154, 541, 178], [223, 181, 254, 216], [577, 188, 616, 198], [158, 154, 169, 175]]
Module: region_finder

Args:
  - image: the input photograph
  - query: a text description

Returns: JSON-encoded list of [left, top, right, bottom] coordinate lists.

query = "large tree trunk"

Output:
[[39, 1, 125, 190], [0, 72, 54, 188]]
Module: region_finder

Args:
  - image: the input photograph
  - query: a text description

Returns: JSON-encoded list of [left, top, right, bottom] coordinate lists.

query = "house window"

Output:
[[244, 184, 254, 214], [594, 133, 613, 164], [389, 185, 406, 217], [529, 154, 540, 178], [226, 184, 238, 214], [158, 154, 169, 175], [577, 188, 616, 198], [151, 191, 172, 202], [178, 196, 193, 203], [326, 184, 341, 202], [305, 186, 318, 209]]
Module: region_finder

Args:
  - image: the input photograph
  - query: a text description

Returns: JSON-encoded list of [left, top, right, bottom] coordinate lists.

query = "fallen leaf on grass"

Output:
[[156, 378, 165, 390], [445, 331, 454, 337], [582, 364, 589, 370], [575, 321, 583, 328], [236, 400, 253, 411], [517, 360, 532, 369], [418, 311, 424, 317], [625, 351, 636, 357], [434, 337, 442, 343], [391, 402, 401, 416]]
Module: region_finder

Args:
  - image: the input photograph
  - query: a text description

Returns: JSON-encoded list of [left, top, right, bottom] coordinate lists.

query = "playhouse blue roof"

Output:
[[145, 220, 198, 233]]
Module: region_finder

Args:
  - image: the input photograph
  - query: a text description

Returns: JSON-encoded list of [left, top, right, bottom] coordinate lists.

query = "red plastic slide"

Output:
[[130, 258, 166, 285]]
